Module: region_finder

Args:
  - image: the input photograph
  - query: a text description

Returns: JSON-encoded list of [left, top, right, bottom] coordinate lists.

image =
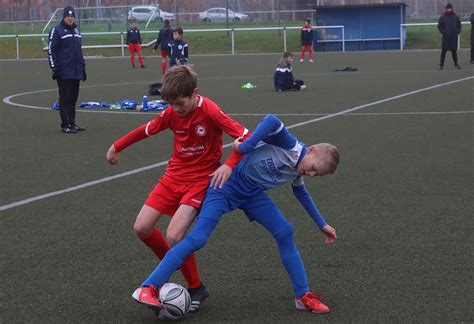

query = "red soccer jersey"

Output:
[[114, 96, 248, 182]]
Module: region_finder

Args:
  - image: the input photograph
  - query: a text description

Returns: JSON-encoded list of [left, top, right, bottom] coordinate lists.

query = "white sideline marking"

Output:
[[0, 76, 473, 212]]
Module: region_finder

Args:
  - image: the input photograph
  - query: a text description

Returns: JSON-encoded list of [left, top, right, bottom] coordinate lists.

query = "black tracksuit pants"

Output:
[[57, 79, 80, 128], [440, 49, 458, 67]]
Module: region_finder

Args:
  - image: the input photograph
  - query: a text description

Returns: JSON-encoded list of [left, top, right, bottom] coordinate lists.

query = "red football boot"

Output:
[[132, 286, 163, 312], [295, 292, 330, 313]]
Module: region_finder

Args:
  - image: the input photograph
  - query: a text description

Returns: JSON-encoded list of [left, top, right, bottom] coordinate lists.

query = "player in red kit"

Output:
[[106, 65, 248, 313]]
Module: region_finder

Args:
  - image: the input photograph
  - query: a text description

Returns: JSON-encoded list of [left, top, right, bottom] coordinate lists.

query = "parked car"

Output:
[[198, 8, 249, 22], [128, 6, 175, 23]]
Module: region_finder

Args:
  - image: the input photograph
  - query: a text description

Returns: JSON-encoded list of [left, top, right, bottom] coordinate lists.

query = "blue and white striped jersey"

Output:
[[233, 114, 307, 191]]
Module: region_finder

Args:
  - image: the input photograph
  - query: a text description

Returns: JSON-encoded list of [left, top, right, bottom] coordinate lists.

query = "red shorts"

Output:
[[128, 43, 142, 54], [145, 175, 209, 216], [161, 50, 169, 58]]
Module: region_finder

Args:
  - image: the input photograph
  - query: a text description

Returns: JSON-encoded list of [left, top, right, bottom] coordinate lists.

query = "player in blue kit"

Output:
[[132, 114, 339, 314]]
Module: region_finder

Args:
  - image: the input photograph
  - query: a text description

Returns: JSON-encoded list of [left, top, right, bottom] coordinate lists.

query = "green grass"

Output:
[[0, 20, 472, 59], [0, 51, 473, 322]]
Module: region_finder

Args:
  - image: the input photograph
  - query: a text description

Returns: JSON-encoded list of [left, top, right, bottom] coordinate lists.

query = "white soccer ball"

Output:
[[157, 283, 191, 321]]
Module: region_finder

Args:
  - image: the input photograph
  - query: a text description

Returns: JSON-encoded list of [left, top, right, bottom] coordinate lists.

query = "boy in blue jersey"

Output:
[[132, 114, 339, 315], [168, 27, 188, 67]]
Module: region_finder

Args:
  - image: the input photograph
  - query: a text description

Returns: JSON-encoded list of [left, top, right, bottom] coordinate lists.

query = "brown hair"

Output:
[[173, 27, 183, 35], [160, 65, 197, 102], [283, 51, 293, 60]]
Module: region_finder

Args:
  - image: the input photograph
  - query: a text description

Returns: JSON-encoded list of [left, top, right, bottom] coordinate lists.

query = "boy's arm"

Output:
[[235, 114, 296, 154], [126, 30, 131, 44], [154, 30, 161, 49], [292, 180, 337, 244], [183, 43, 189, 63], [106, 110, 170, 165], [138, 30, 142, 44]]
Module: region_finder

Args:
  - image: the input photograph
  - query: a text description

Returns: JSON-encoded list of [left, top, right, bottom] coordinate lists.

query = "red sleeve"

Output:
[[113, 124, 148, 152], [206, 100, 249, 169], [114, 109, 170, 152]]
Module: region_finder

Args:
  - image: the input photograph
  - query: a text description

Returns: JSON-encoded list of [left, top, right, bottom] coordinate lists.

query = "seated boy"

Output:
[[274, 52, 306, 92], [132, 114, 339, 315]]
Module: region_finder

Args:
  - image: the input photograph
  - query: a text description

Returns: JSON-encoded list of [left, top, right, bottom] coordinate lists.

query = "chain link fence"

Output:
[[2, 0, 473, 23]]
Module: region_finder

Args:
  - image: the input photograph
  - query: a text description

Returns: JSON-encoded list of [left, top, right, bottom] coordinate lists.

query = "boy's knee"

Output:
[[134, 223, 152, 239], [186, 230, 209, 250], [166, 231, 184, 246], [273, 221, 294, 241]]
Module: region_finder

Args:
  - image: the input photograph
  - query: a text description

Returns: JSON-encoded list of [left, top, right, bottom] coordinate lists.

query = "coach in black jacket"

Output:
[[48, 5, 86, 134], [437, 3, 462, 70]]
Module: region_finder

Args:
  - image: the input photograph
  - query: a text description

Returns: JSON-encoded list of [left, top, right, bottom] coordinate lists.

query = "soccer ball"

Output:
[[156, 283, 191, 321]]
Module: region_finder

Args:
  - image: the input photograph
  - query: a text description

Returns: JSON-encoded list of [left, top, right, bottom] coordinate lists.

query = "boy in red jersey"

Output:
[[127, 20, 145, 68], [106, 65, 248, 312], [300, 19, 314, 63]]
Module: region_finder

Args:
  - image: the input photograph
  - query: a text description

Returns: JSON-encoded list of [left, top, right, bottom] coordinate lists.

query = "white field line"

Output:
[[3, 69, 472, 113], [1, 76, 473, 212]]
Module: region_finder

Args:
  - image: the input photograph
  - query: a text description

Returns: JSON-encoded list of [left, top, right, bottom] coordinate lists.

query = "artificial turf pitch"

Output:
[[0, 50, 473, 323]]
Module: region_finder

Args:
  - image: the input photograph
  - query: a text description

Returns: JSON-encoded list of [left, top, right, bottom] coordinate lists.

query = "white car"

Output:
[[198, 8, 248, 22], [128, 6, 175, 22]]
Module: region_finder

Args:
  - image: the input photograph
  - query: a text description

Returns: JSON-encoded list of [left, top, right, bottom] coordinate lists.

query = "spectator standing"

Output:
[[168, 27, 188, 67], [47, 5, 86, 134], [154, 19, 173, 74], [300, 19, 314, 63], [437, 3, 462, 70], [127, 20, 145, 68]]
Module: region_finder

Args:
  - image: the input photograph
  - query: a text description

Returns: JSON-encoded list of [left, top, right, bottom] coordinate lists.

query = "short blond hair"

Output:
[[160, 65, 197, 102], [316, 143, 340, 174]]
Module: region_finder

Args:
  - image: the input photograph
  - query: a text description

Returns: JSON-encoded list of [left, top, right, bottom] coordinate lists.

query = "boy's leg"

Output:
[[161, 51, 168, 73], [137, 46, 145, 67], [129, 45, 136, 67], [167, 204, 201, 289], [241, 192, 309, 298], [300, 45, 306, 61], [309, 46, 313, 62], [141, 189, 228, 288], [134, 205, 169, 259]]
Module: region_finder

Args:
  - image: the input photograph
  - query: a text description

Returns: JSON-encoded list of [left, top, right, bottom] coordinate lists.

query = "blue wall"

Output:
[[314, 4, 406, 51]]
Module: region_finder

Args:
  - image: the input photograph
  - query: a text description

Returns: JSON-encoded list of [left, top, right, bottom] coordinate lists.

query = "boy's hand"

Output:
[[106, 144, 119, 165], [232, 137, 243, 153], [321, 225, 337, 244], [209, 164, 232, 189]]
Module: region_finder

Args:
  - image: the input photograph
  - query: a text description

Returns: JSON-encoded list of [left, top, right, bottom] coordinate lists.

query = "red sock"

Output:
[[140, 228, 201, 288], [140, 228, 170, 259], [130, 55, 135, 66], [300, 46, 305, 59], [309, 47, 313, 59], [139, 55, 144, 66], [161, 61, 167, 74], [180, 252, 201, 289]]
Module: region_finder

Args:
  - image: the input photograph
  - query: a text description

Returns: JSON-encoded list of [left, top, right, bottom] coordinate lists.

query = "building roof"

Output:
[[315, 3, 407, 10]]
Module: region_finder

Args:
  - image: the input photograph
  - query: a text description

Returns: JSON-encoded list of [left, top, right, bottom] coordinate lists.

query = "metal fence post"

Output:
[[231, 28, 235, 55], [400, 24, 403, 50], [121, 32, 124, 57], [342, 27, 345, 52], [283, 27, 287, 52], [16, 35, 19, 60]]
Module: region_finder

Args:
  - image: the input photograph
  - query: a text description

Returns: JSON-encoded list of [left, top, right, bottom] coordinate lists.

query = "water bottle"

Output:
[[142, 95, 148, 110]]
